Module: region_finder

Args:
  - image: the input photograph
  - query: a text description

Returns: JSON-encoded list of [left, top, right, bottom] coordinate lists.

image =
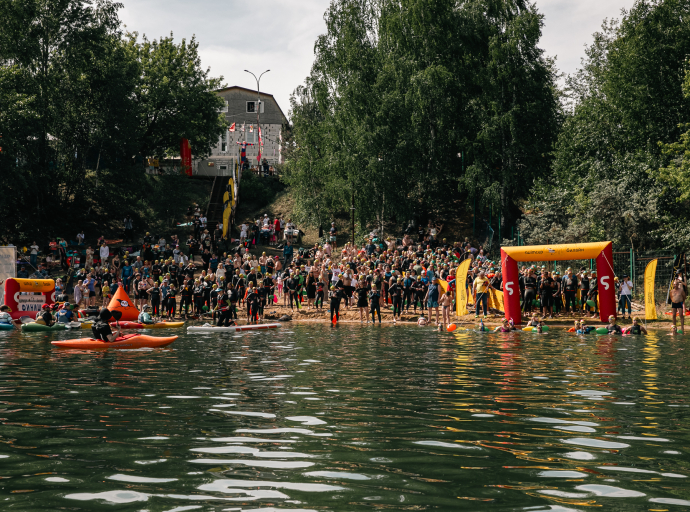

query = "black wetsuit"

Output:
[[370, 289, 381, 323], [563, 275, 578, 312], [92, 321, 113, 341], [580, 276, 590, 313], [523, 276, 537, 313]]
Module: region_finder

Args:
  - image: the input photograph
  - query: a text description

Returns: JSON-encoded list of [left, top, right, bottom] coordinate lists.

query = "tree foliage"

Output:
[[0, 0, 226, 242], [518, 0, 690, 251], [283, 0, 560, 234]]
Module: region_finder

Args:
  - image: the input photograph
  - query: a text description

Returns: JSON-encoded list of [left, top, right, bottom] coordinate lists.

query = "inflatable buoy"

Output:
[[567, 327, 576, 333], [107, 287, 140, 321], [447, 324, 457, 332], [522, 326, 535, 332], [541, 325, 550, 332], [596, 327, 609, 335], [586, 300, 596, 308]]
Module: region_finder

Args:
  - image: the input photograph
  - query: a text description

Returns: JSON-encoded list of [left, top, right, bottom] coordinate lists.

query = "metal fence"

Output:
[[476, 219, 494, 255]]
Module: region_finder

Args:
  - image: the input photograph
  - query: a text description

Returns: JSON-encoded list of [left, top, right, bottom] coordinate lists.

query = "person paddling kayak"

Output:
[[92, 308, 121, 342]]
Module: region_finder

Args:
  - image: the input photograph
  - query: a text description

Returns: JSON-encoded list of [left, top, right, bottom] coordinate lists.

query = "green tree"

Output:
[[518, 0, 690, 250], [462, 0, 560, 234], [285, 0, 560, 240], [0, 0, 226, 242]]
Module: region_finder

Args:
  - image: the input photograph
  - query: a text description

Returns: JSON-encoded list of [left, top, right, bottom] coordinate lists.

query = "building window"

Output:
[[246, 101, 265, 114], [221, 142, 227, 152], [219, 100, 228, 113], [245, 128, 257, 144]]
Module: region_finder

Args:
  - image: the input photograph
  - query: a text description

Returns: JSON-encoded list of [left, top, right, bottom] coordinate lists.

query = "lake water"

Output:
[[1, 324, 689, 511]]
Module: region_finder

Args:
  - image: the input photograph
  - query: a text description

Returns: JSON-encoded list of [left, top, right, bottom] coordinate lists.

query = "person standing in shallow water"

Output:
[[670, 276, 686, 334]]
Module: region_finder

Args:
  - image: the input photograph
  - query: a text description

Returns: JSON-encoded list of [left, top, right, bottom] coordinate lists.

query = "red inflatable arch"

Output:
[[3, 278, 55, 319], [501, 242, 616, 325]]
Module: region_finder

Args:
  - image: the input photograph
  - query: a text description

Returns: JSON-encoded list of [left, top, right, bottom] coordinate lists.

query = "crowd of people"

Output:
[[3, 212, 654, 331]]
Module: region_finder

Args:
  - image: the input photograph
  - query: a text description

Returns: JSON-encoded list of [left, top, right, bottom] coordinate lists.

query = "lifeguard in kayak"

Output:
[[92, 308, 122, 342]]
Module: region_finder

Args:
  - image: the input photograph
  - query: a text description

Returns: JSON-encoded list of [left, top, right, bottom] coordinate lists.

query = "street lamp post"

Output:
[[244, 69, 270, 172]]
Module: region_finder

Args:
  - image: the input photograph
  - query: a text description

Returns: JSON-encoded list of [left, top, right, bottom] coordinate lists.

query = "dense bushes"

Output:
[[238, 172, 285, 212]]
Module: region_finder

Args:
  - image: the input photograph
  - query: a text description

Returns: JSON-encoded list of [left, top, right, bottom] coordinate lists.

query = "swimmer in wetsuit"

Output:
[[628, 317, 647, 335], [606, 315, 622, 334]]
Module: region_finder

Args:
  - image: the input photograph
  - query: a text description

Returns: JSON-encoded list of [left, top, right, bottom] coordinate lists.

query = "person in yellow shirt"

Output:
[[473, 270, 492, 318]]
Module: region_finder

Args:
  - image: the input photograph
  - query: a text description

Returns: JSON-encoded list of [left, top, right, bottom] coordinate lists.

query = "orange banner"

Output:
[[10, 278, 55, 293]]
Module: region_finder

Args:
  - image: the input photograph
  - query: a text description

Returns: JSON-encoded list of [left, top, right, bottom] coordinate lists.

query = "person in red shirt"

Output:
[[273, 217, 281, 242], [49, 239, 58, 260]]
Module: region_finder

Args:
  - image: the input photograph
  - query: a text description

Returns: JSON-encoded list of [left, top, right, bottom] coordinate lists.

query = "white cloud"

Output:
[[119, 0, 637, 118], [537, 0, 636, 79]]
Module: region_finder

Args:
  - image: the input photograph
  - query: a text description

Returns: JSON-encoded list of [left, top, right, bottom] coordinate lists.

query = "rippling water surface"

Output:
[[1, 324, 689, 511]]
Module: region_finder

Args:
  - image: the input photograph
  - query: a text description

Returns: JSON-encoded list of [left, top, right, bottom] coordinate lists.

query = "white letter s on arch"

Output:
[[505, 282, 514, 295], [600, 276, 610, 290]]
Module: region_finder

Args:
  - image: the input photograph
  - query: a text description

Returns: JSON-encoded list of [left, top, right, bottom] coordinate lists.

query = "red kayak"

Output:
[[51, 334, 177, 350]]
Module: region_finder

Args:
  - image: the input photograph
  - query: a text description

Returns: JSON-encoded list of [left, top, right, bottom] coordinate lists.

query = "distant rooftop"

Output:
[[215, 85, 288, 123]]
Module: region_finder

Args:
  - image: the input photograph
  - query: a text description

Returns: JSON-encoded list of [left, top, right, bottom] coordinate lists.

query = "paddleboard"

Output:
[[110, 321, 185, 329], [187, 323, 282, 333], [51, 334, 178, 349]]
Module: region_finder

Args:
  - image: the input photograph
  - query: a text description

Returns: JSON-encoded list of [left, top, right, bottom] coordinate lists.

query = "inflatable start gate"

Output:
[[3, 278, 55, 319], [501, 242, 616, 325]]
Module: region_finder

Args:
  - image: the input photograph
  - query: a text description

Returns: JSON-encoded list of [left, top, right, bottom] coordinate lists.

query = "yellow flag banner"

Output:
[[644, 258, 658, 320], [222, 206, 231, 238], [455, 259, 471, 317], [436, 279, 448, 295], [488, 288, 505, 312], [228, 178, 235, 207]]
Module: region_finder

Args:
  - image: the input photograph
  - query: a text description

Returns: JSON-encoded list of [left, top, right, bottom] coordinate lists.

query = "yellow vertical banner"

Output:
[[455, 259, 471, 317], [488, 288, 505, 312], [644, 258, 658, 320], [222, 207, 231, 238], [436, 279, 448, 295]]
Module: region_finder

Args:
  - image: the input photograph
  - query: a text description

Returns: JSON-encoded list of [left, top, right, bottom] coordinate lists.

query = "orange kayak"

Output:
[[51, 334, 177, 350]]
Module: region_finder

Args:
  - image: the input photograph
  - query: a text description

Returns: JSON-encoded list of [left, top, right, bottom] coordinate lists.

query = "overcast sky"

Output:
[[120, 0, 636, 118]]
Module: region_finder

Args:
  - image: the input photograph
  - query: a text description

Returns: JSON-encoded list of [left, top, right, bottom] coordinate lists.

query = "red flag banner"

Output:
[[229, 122, 236, 132]]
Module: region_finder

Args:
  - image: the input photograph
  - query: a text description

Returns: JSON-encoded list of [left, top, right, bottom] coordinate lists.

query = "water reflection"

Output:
[[0, 326, 689, 510]]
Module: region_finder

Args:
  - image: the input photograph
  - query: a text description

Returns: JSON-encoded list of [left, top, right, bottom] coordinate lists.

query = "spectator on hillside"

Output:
[[100, 243, 109, 266], [124, 215, 134, 242], [283, 240, 294, 266], [30, 241, 39, 268]]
